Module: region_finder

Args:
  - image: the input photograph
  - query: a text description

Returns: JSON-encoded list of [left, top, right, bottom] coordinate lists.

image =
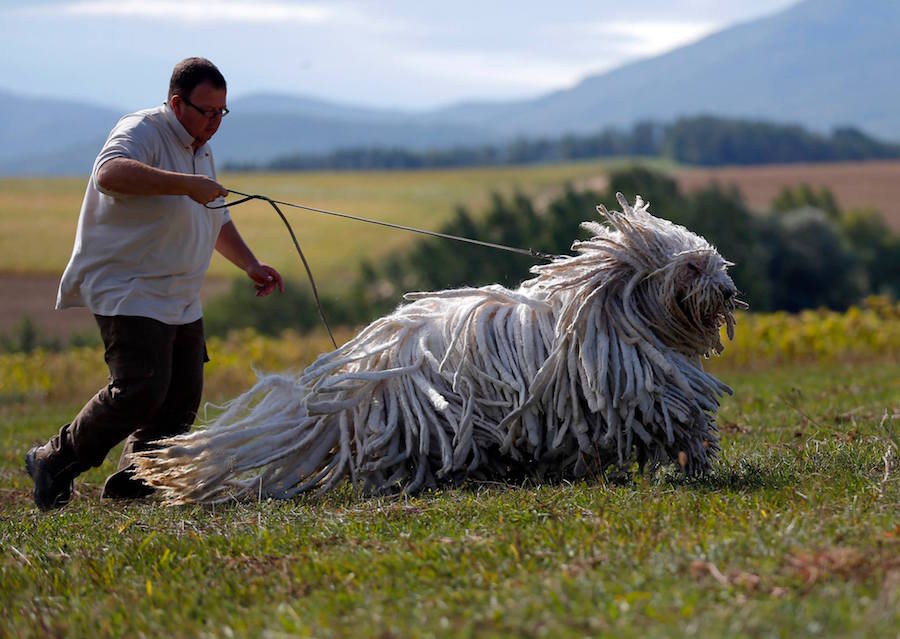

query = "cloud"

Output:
[[394, 19, 720, 100], [581, 20, 721, 57], [25, 0, 335, 24], [399, 49, 612, 98]]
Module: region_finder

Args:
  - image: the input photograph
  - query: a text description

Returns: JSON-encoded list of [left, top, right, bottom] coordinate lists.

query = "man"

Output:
[[25, 57, 283, 509]]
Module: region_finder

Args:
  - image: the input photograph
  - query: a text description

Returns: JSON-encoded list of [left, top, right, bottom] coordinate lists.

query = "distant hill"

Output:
[[212, 111, 496, 167], [0, 90, 119, 175], [228, 93, 409, 123], [1, 0, 897, 175]]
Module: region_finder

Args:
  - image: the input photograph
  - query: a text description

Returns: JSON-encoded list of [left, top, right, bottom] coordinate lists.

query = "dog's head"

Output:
[[662, 247, 742, 355], [576, 193, 745, 357]]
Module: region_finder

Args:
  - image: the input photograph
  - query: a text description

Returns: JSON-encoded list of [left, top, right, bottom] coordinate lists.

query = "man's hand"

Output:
[[187, 175, 229, 205], [215, 221, 283, 296], [246, 262, 284, 297]]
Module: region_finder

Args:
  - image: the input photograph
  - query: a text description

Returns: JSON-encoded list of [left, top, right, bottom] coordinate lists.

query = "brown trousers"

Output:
[[50, 315, 207, 471]]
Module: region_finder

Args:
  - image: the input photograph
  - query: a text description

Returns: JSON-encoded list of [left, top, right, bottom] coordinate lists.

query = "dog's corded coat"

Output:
[[135, 195, 743, 503]]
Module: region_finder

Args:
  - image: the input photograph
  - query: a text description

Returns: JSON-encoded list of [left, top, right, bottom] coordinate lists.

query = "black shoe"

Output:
[[25, 445, 78, 510], [101, 465, 155, 500]]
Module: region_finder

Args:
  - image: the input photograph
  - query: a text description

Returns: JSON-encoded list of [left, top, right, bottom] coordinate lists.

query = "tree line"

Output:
[[203, 167, 900, 338], [224, 117, 900, 172]]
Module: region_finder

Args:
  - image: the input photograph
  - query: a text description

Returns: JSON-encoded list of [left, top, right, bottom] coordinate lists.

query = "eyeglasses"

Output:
[[178, 95, 229, 119]]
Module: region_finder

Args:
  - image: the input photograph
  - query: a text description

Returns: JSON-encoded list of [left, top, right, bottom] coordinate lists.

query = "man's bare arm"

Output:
[[96, 158, 227, 204]]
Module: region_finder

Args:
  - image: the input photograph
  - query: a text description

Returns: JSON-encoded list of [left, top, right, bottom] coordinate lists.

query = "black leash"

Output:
[[206, 192, 338, 349], [207, 189, 560, 348]]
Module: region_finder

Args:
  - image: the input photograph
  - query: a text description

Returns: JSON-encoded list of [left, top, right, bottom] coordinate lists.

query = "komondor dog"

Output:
[[134, 194, 744, 504]]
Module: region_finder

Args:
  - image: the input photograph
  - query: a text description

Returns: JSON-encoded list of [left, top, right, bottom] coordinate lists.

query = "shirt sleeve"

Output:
[[207, 196, 232, 227], [91, 114, 157, 195]]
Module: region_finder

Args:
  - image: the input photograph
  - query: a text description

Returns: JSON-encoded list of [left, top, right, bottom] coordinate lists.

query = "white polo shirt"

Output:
[[56, 104, 231, 325]]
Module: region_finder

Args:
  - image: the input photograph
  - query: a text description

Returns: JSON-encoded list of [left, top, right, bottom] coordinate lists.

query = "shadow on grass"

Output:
[[365, 452, 803, 499], [442, 456, 794, 498], [132, 439, 885, 511], [661, 458, 797, 493]]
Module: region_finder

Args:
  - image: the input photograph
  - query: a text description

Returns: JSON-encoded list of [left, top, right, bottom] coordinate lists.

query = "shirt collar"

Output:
[[163, 102, 198, 151]]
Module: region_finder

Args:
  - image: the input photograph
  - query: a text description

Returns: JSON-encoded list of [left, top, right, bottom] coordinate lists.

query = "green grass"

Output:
[[1, 359, 897, 638], [0, 159, 671, 285]]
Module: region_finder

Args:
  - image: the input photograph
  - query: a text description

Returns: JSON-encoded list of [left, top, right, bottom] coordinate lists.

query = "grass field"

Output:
[[1, 306, 898, 638], [3, 163, 897, 637]]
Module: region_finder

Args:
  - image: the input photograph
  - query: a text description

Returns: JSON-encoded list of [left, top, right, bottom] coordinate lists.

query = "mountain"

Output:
[[212, 111, 496, 166], [429, 0, 900, 141], [227, 93, 409, 123], [215, 94, 501, 162], [0, 90, 120, 175], [2, 0, 897, 175]]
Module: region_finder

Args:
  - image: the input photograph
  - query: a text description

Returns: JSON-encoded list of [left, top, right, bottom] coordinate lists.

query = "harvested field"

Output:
[[675, 160, 900, 230]]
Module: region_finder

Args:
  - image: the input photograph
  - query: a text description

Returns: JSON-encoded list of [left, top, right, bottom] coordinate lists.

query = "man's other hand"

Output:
[[246, 263, 284, 297], [188, 175, 229, 205]]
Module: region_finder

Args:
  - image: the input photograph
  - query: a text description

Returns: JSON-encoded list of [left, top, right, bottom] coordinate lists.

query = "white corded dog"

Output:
[[135, 194, 745, 503]]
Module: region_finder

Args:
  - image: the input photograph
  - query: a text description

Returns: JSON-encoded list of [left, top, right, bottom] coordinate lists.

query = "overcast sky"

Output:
[[1, 0, 798, 112]]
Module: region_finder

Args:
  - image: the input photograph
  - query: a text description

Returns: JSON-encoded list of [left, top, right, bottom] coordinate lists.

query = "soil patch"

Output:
[[0, 274, 232, 341], [674, 160, 900, 230]]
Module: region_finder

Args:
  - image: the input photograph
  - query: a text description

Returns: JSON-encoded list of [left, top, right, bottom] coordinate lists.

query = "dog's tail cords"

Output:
[[206, 189, 558, 349]]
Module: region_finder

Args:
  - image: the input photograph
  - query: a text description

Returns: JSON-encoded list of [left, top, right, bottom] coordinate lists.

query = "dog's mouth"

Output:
[[714, 285, 747, 324], [676, 284, 746, 355]]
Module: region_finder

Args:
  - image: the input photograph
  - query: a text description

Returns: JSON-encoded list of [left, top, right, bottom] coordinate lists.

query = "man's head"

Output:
[[168, 57, 228, 148]]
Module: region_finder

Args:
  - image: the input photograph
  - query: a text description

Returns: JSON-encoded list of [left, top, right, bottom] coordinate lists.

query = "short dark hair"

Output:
[[168, 57, 226, 100]]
